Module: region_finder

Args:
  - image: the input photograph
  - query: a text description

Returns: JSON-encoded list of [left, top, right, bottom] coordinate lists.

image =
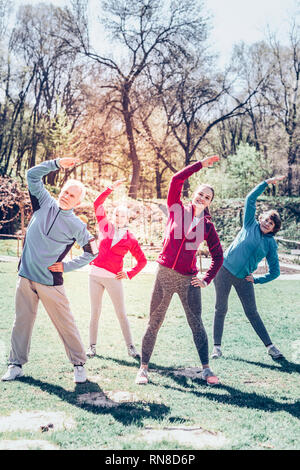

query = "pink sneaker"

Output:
[[201, 368, 220, 386]]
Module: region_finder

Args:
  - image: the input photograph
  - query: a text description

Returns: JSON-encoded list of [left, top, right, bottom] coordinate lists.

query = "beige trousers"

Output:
[[9, 276, 86, 366], [88, 274, 133, 347]]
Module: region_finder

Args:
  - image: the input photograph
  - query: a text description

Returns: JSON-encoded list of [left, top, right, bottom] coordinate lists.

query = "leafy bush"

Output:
[[189, 143, 271, 199]]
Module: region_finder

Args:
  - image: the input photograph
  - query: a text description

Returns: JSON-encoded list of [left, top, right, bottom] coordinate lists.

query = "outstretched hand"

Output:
[[266, 175, 286, 185], [111, 178, 126, 190], [59, 157, 80, 169], [201, 155, 219, 168]]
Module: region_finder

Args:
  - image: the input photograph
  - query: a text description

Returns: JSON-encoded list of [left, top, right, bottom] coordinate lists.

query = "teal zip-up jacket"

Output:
[[223, 181, 280, 284], [18, 159, 98, 286]]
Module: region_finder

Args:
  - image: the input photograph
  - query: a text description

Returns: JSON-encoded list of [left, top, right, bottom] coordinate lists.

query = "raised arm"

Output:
[[244, 175, 286, 227], [27, 159, 60, 210], [94, 179, 126, 226], [167, 156, 219, 208], [27, 157, 80, 211]]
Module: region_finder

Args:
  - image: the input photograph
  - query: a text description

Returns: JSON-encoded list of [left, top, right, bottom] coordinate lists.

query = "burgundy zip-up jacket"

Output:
[[90, 188, 147, 280], [157, 161, 223, 284]]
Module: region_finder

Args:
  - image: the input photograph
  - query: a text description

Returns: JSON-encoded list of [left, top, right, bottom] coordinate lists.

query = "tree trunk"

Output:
[[287, 159, 293, 196], [121, 85, 140, 199], [287, 135, 297, 196], [182, 152, 192, 198], [155, 161, 162, 199], [46, 169, 59, 186]]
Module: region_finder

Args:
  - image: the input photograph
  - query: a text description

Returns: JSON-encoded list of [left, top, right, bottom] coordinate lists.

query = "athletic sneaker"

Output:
[[135, 368, 149, 385], [128, 345, 140, 359], [86, 345, 96, 358], [1, 365, 24, 381], [201, 368, 220, 386], [74, 365, 87, 383], [211, 346, 222, 359], [267, 345, 284, 360]]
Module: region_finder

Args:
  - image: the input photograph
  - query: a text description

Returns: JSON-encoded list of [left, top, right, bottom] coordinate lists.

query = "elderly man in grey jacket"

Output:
[[2, 157, 98, 384]]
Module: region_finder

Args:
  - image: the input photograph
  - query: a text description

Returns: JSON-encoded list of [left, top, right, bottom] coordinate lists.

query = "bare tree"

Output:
[[266, 23, 300, 195], [8, 3, 87, 180], [150, 51, 269, 195], [0, 0, 11, 40], [55, 0, 210, 198]]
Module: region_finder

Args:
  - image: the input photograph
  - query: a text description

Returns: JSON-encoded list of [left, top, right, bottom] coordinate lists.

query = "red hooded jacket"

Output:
[[157, 161, 223, 284], [90, 188, 147, 279]]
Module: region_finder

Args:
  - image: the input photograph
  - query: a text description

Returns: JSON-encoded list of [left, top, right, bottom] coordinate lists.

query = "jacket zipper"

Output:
[[171, 212, 197, 270], [171, 237, 186, 269], [46, 209, 61, 236]]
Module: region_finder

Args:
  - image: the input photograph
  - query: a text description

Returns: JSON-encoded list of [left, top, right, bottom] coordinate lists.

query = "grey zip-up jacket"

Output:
[[18, 159, 98, 286]]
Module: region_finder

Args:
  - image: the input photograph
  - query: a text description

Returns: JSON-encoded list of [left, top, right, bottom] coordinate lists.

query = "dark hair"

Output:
[[259, 210, 281, 234]]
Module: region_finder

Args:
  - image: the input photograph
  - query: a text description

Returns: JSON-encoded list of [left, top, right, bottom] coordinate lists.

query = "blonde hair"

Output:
[[113, 205, 129, 217]]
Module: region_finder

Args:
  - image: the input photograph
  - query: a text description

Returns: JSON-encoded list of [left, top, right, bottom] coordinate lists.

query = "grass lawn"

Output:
[[0, 260, 299, 450]]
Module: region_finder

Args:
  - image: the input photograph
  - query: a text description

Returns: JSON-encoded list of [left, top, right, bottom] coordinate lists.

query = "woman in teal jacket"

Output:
[[212, 175, 285, 360]]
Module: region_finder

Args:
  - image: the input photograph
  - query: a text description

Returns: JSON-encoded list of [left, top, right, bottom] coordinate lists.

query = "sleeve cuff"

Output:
[[55, 158, 61, 169]]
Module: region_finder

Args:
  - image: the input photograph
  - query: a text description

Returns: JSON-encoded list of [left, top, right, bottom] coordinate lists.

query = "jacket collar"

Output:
[[191, 203, 212, 221]]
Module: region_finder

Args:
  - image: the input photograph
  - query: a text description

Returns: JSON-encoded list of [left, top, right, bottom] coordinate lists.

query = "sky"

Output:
[[12, 0, 299, 68], [207, 0, 299, 66]]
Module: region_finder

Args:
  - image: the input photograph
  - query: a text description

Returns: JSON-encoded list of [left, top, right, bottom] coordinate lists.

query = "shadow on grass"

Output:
[[98, 355, 300, 419], [148, 367, 300, 420], [229, 356, 300, 374], [84, 354, 300, 419], [159, 378, 300, 420], [18, 376, 170, 427], [99, 355, 209, 389]]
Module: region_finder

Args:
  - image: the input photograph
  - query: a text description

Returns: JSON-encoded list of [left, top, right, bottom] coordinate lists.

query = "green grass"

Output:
[[0, 260, 299, 450], [0, 239, 21, 257]]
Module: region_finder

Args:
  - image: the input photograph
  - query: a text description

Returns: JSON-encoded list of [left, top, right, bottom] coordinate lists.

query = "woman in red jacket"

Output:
[[87, 179, 147, 359], [135, 156, 223, 386]]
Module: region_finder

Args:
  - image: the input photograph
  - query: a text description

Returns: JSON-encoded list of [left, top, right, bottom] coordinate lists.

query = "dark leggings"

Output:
[[141, 264, 209, 365], [213, 266, 272, 346]]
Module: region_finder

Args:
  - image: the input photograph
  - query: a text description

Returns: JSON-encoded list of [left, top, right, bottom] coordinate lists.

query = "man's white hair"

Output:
[[61, 179, 86, 202]]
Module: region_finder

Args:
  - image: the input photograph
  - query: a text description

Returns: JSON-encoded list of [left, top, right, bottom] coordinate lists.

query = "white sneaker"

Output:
[[1, 365, 24, 381], [86, 345, 96, 358], [127, 345, 140, 359], [135, 368, 148, 385], [268, 345, 284, 360], [74, 366, 87, 383], [211, 346, 222, 359]]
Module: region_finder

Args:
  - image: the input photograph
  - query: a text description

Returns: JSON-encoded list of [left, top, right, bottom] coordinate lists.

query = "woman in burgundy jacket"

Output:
[[135, 156, 223, 386], [87, 179, 147, 359]]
